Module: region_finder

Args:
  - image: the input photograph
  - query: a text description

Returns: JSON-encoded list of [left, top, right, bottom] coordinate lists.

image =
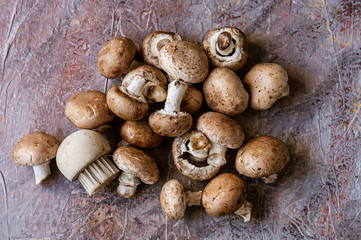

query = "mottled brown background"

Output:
[[0, 0, 360, 239]]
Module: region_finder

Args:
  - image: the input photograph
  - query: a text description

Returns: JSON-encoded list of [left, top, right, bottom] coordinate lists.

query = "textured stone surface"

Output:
[[0, 0, 360, 239]]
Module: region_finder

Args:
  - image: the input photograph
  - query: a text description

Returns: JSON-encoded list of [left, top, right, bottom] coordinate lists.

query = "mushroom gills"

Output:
[[207, 143, 227, 167], [78, 156, 120, 195], [234, 200, 253, 222], [117, 171, 141, 198], [261, 173, 278, 184], [33, 162, 51, 185]]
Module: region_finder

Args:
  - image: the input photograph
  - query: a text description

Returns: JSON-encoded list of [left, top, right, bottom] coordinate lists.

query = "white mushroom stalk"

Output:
[[125, 75, 147, 98], [216, 31, 235, 56], [184, 131, 211, 162], [33, 163, 51, 185], [234, 200, 253, 222], [163, 80, 188, 113], [117, 171, 141, 198], [185, 190, 202, 206], [261, 173, 278, 184], [207, 143, 227, 167], [78, 156, 119, 195]]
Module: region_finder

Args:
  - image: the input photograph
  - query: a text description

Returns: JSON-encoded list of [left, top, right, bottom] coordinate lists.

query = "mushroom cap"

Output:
[[56, 130, 111, 181], [181, 87, 203, 114], [203, 68, 249, 116], [202, 173, 246, 217], [158, 40, 209, 84], [106, 85, 149, 121], [97, 37, 136, 79], [149, 111, 193, 137], [113, 146, 159, 184], [172, 131, 220, 181], [243, 63, 289, 110], [202, 27, 248, 71], [12, 132, 59, 166], [235, 136, 290, 178], [160, 179, 187, 220], [142, 31, 182, 68], [196, 112, 244, 149], [65, 90, 115, 129], [121, 119, 163, 148]]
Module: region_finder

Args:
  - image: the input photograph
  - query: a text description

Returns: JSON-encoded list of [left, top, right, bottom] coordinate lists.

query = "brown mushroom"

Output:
[[202, 27, 248, 71], [203, 68, 249, 116], [12, 132, 59, 184], [243, 63, 289, 110], [235, 136, 289, 184], [181, 87, 203, 115]]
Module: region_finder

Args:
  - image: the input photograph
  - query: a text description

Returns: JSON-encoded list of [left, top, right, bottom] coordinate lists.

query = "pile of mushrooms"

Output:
[[12, 26, 291, 223]]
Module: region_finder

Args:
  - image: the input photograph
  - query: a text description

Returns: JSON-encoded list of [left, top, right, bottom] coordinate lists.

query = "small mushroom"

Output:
[[181, 87, 203, 115], [65, 90, 115, 130], [12, 132, 59, 184], [149, 80, 193, 137], [196, 112, 245, 167], [203, 68, 249, 116], [202, 173, 252, 221], [202, 27, 248, 71], [121, 119, 163, 149], [160, 179, 202, 220], [142, 31, 181, 68], [56, 130, 120, 195], [243, 63, 289, 110], [97, 37, 136, 79], [235, 136, 289, 184], [113, 146, 159, 198]]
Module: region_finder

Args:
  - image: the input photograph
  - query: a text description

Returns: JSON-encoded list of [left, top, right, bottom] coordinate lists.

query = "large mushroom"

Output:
[[56, 130, 120, 195], [12, 132, 59, 184], [202, 27, 248, 71]]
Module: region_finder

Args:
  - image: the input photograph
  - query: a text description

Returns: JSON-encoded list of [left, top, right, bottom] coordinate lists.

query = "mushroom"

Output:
[[203, 68, 249, 116], [97, 37, 136, 79], [202, 27, 248, 71], [56, 130, 120, 195], [235, 136, 289, 184], [149, 80, 193, 137], [181, 87, 203, 115], [12, 132, 59, 184], [142, 31, 181, 68], [243, 63, 289, 110], [196, 112, 245, 167], [172, 130, 224, 181], [113, 146, 159, 198], [120, 119, 163, 149], [202, 173, 252, 221], [65, 90, 115, 130], [160, 179, 202, 220]]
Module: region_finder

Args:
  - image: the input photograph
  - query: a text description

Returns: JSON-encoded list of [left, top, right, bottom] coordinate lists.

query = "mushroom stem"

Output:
[[207, 143, 227, 167], [185, 190, 202, 206], [78, 156, 120, 195], [216, 32, 235, 56], [126, 76, 147, 97], [234, 200, 253, 222], [117, 171, 141, 198], [185, 131, 211, 162], [261, 173, 278, 184], [33, 162, 51, 185], [163, 80, 188, 112]]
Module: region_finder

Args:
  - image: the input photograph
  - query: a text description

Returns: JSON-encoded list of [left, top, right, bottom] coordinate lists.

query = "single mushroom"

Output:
[[160, 179, 202, 220], [121, 118, 163, 149], [235, 136, 289, 184], [202, 27, 248, 71], [113, 146, 159, 198], [202, 173, 252, 222], [196, 112, 245, 167], [65, 90, 115, 130], [181, 87, 203, 115], [56, 130, 120, 195], [12, 132, 59, 184], [97, 37, 136, 79], [203, 68, 249, 116], [142, 31, 181, 68], [243, 63, 289, 110], [149, 80, 193, 137], [172, 130, 224, 181]]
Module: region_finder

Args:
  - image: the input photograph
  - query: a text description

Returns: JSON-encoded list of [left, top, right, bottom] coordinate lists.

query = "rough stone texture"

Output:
[[0, 0, 360, 239]]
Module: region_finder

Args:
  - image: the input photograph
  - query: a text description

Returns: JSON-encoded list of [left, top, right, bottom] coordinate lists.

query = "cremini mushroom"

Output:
[[243, 63, 289, 110], [120, 119, 163, 149], [12, 132, 59, 184], [142, 31, 181, 68], [202, 173, 252, 221], [56, 130, 120, 195], [97, 37, 136, 79], [235, 136, 289, 184], [113, 146, 159, 198], [202, 27, 248, 71], [181, 87, 203, 115], [160, 179, 202, 220], [65, 90, 115, 130], [203, 68, 249, 116]]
